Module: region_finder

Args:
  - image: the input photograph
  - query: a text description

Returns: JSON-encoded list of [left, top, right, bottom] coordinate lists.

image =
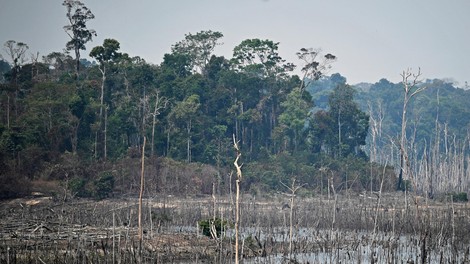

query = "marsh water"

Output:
[[1, 193, 469, 263]]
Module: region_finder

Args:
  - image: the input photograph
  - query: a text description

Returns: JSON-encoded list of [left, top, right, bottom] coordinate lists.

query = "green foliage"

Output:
[[68, 177, 88, 197], [0, 59, 11, 83], [448, 192, 468, 202], [244, 152, 318, 192], [398, 180, 412, 192], [92, 172, 115, 200], [171, 30, 223, 74], [310, 83, 369, 158], [67, 171, 114, 200], [3, 25, 470, 200], [0, 129, 22, 155], [231, 38, 294, 78], [276, 88, 312, 152], [63, 0, 96, 73], [357, 78, 470, 155], [90, 39, 121, 63], [198, 218, 231, 238]]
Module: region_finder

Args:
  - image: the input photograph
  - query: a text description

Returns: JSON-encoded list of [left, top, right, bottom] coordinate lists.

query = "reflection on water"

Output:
[[175, 226, 467, 264]]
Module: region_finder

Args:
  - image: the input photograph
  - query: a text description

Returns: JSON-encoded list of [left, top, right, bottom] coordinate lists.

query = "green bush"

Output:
[[399, 180, 412, 192], [198, 218, 231, 238], [92, 172, 115, 200], [68, 177, 88, 197], [448, 192, 468, 202]]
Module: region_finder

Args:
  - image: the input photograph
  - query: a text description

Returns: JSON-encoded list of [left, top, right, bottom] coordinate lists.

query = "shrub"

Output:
[[448, 192, 468, 202], [198, 218, 231, 238], [399, 180, 412, 192], [92, 172, 115, 200], [152, 208, 173, 223], [68, 177, 88, 197], [0, 173, 30, 199]]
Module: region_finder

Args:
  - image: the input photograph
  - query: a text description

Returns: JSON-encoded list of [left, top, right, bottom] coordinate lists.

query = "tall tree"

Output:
[[3, 40, 29, 127], [169, 94, 200, 163], [311, 84, 369, 158], [0, 58, 11, 83], [231, 39, 294, 78], [90, 39, 121, 118], [328, 84, 369, 157], [231, 39, 296, 153], [171, 30, 223, 75], [43, 52, 76, 82], [296, 47, 336, 93], [397, 68, 426, 191], [150, 91, 169, 157], [276, 87, 312, 153], [3, 40, 29, 72], [90, 38, 121, 160], [63, 0, 96, 79]]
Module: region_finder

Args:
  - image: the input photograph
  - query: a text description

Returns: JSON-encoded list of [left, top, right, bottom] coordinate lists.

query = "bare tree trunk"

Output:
[[210, 182, 218, 240], [280, 179, 304, 258], [70, 117, 79, 154], [373, 160, 388, 235], [337, 109, 342, 158], [187, 119, 192, 163], [104, 106, 108, 161], [94, 132, 98, 160], [99, 66, 106, 118], [75, 49, 80, 80], [138, 136, 146, 241], [398, 68, 426, 191], [150, 92, 168, 157], [151, 113, 157, 157], [166, 124, 171, 156], [233, 135, 242, 264], [6, 95, 10, 129]]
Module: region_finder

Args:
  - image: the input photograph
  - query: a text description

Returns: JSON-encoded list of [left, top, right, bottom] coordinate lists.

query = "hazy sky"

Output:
[[1, 0, 469, 85]]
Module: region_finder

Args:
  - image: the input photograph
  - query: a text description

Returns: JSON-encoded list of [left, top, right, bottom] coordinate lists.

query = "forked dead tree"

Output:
[[397, 68, 426, 193], [150, 91, 169, 157], [233, 134, 243, 264], [280, 178, 305, 258]]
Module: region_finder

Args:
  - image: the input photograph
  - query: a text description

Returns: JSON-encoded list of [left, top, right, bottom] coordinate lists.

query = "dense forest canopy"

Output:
[[0, 1, 468, 200]]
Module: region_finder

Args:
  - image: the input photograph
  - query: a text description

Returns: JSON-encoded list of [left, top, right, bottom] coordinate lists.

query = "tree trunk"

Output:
[[6, 95, 10, 129], [151, 112, 157, 157], [75, 49, 80, 80], [99, 66, 106, 118], [397, 68, 426, 191], [233, 135, 242, 264], [138, 136, 146, 241], [104, 106, 108, 161], [187, 119, 192, 163]]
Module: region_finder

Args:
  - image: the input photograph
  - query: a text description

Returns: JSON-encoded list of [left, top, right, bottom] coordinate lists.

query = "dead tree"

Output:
[[138, 136, 146, 241], [3, 40, 29, 126], [150, 91, 169, 157], [397, 68, 426, 192], [233, 134, 243, 264], [280, 178, 305, 258]]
